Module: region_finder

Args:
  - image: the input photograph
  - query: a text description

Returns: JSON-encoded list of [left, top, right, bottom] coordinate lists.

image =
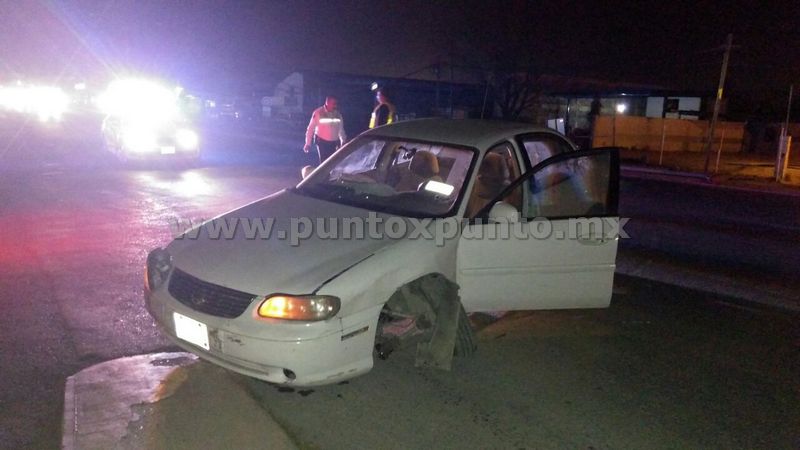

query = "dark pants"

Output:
[[315, 136, 339, 164]]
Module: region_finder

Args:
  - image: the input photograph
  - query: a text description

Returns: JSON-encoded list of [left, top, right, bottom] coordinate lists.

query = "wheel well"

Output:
[[375, 273, 475, 367]]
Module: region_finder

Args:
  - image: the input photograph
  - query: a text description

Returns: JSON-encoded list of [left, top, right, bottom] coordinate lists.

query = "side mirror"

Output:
[[301, 165, 315, 179], [488, 201, 520, 223]]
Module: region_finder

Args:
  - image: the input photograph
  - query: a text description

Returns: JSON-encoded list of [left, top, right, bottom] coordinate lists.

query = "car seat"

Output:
[[394, 150, 441, 191], [465, 153, 510, 218]]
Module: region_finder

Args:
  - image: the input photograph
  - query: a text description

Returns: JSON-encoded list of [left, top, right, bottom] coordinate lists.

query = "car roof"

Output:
[[360, 118, 560, 150]]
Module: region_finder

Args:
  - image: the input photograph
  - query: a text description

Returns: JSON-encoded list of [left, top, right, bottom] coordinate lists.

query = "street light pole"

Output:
[[703, 33, 734, 174]]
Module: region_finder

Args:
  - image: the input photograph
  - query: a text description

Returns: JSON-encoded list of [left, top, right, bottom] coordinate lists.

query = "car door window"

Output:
[[472, 148, 618, 220], [520, 134, 574, 168], [525, 151, 613, 219]]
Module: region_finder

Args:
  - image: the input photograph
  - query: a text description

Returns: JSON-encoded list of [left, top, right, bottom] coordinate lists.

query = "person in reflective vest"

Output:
[[369, 88, 397, 128], [304, 95, 347, 164]]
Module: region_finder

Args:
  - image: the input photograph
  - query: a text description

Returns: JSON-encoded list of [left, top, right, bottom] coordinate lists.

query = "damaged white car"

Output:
[[145, 119, 620, 386]]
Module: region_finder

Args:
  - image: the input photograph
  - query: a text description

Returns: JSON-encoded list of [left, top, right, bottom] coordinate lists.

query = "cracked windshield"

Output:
[[299, 137, 474, 216]]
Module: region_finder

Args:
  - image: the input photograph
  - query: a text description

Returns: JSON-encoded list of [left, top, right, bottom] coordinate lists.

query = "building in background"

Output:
[[195, 68, 714, 150], [258, 71, 487, 136]]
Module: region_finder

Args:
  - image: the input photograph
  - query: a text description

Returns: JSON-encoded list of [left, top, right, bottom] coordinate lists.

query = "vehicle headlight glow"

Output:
[[176, 128, 199, 150], [145, 248, 172, 291], [122, 126, 158, 153], [257, 295, 340, 321], [97, 78, 179, 125], [0, 84, 70, 122]]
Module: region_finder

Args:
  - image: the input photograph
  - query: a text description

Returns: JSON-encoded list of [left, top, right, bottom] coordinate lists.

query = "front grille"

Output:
[[168, 268, 258, 319]]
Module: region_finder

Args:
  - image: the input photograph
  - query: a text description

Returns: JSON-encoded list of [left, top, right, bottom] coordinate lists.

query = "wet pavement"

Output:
[[0, 117, 798, 448], [0, 161, 298, 448], [0, 117, 301, 448]]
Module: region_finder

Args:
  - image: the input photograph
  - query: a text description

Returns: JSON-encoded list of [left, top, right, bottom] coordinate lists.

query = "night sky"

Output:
[[2, 0, 798, 112]]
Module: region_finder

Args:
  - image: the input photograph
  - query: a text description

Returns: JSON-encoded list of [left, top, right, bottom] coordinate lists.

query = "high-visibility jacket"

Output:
[[369, 103, 397, 128], [305, 106, 346, 147]]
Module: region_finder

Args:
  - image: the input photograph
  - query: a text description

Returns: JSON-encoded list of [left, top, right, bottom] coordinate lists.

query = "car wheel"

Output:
[[453, 303, 476, 357]]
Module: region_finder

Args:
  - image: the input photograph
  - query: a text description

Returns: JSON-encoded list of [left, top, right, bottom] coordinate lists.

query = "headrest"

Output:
[[409, 151, 439, 178], [478, 153, 507, 182]]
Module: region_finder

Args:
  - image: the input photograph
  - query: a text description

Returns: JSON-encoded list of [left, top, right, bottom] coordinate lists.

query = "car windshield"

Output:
[[296, 137, 475, 217]]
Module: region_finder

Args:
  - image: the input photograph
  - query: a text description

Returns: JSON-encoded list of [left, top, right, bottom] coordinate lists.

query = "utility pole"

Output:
[[703, 33, 734, 174], [776, 84, 794, 180], [784, 84, 794, 131]]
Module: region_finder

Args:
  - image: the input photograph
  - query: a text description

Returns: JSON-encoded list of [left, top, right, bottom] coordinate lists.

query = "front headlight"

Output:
[[175, 128, 199, 150], [123, 126, 158, 153], [145, 248, 172, 291], [256, 295, 340, 321]]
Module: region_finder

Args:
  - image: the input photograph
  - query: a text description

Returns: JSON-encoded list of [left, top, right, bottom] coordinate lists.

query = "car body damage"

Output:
[[145, 119, 620, 386], [376, 274, 475, 370]]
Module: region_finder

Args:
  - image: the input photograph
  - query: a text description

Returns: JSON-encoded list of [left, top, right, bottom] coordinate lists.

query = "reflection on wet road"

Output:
[[0, 162, 297, 448]]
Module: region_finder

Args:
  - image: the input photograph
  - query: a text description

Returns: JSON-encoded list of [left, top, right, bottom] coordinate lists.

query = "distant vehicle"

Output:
[[145, 119, 620, 386], [98, 78, 200, 163], [214, 98, 260, 122], [216, 99, 238, 119], [102, 115, 200, 163]]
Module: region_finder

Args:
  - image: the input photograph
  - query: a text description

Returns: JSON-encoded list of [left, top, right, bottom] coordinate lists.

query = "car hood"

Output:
[[166, 189, 401, 296]]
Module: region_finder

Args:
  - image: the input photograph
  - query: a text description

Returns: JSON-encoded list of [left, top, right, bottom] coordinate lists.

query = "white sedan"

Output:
[[145, 119, 620, 386]]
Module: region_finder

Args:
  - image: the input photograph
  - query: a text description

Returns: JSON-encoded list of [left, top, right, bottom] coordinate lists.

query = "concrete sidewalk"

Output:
[[620, 149, 800, 193], [616, 247, 800, 312], [62, 353, 297, 450]]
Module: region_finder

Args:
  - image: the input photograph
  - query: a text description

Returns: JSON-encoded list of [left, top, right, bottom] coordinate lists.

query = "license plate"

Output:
[[173, 312, 209, 350], [160, 146, 176, 154]]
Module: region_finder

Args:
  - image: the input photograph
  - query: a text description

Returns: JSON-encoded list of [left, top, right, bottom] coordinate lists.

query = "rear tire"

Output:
[[453, 303, 476, 357]]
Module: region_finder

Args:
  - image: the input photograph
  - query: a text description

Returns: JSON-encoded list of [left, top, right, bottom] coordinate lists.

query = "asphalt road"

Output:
[[0, 117, 798, 448], [246, 279, 799, 449], [619, 175, 800, 275], [0, 116, 302, 448]]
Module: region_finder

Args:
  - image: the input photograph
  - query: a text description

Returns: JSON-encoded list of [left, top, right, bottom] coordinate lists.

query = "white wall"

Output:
[[646, 96, 701, 119], [646, 97, 665, 118]]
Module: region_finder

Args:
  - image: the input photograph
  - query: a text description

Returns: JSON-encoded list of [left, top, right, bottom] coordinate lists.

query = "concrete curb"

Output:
[[62, 352, 297, 450], [616, 250, 800, 313], [62, 376, 76, 450], [62, 352, 197, 450], [622, 165, 712, 181], [621, 165, 800, 198]]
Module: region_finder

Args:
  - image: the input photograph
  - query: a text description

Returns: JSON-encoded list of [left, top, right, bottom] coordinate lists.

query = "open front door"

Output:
[[457, 148, 620, 312]]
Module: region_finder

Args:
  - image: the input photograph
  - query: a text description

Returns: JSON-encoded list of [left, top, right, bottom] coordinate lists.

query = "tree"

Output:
[[488, 68, 542, 121], [440, 0, 543, 121]]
